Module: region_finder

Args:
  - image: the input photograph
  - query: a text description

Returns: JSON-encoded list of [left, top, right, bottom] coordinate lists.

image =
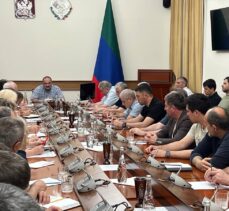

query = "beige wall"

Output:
[[0, 0, 170, 81], [203, 0, 229, 96]]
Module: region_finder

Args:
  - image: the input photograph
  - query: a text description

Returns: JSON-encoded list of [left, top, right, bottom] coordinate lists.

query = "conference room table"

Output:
[[27, 107, 217, 211]]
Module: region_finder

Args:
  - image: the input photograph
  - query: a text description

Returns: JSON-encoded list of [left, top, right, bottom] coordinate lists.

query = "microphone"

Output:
[[76, 171, 97, 193], [67, 156, 85, 173], [56, 132, 70, 144], [127, 144, 144, 155], [116, 133, 127, 143], [147, 155, 165, 169], [90, 190, 113, 211], [59, 144, 74, 157], [169, 166, 191, 188], [67, 157, 95, 173]]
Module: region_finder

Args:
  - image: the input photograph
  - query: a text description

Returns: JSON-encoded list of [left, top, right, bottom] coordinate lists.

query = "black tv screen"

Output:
[[210, 7, 229, 51], [80, 83, 95, 100]]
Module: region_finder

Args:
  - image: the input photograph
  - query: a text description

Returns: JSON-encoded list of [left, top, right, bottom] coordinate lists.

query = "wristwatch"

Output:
[[122, 122, 127, 129], [165, 150, 171, 158]]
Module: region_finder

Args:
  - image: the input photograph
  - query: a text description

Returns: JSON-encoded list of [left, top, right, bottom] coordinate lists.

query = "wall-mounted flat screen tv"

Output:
[[210, 7, 229, 51], [80, 83, 95, 100]]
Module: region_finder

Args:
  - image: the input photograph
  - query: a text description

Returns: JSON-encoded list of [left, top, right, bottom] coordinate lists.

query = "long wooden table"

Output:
[[27, 110, 215, 211]]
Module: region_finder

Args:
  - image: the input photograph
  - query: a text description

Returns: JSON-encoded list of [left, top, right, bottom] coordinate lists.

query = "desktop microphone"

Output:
[[76, 171, 97, 192], [56, 132, 70, 144], [169, 166, 191, 188], [90, 190, 113, 211], [67, 157, 85, 173], [127, 144, 144, 155], [116, 133, 127, 143], [147, 155, 165, 169], [59, 144, 74, 157]]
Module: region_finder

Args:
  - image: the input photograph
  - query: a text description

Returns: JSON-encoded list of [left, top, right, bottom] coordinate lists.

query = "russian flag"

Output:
[[92, 0, 124, 102]]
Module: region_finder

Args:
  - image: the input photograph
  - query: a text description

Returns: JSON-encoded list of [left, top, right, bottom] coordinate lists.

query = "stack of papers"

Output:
[[162, 162, 192, 171], [29, 161, 55, 169], [43, 198, 80, 210], [30, 177, 61, 187]]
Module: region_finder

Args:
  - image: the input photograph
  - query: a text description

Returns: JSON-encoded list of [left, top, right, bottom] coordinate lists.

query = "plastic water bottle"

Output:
[[117, 147, 127, 183], [143, 175, 155, 210]]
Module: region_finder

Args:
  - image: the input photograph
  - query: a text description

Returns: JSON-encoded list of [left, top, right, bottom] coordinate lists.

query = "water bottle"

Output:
[[117, 147, 127, 183], [143, 175, 155, 210]]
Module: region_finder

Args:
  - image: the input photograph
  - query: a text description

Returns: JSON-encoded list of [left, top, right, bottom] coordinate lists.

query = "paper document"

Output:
[[26, 118, 41, 123], [100, 163, 139, 171], [162, 162, 192, 171], [111, 177, 136, 186], [30, 177, 61, 187], [134, 208, 168, 211], [189, 181, 229, 190], [135, 140, 147, 145], [43, 198, 80, 210], [29, 161, 55, 169], [27, 151, 56, 158], [24, 114, 40, 118]]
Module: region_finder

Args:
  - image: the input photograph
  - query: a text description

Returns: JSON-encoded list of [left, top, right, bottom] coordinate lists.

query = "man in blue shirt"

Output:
[[31, 76, 64, 102], [191, 107, 229, 172], [113, 89, 143, 126], [97, 81, 119, 107]]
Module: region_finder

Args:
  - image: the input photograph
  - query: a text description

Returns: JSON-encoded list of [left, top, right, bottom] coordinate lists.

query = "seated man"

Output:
[[145, 93, 210, 159], [113, 83, 165, 128], [3, 81, 18, 91], [96, 81, 119, 107], [103, 82, 127, 115], [0, 150, 49, 204], [191, 107, 229, 172], [31, 76, 64, 102], [174, 76, 193, 96], [203, 79, 221, 108], [0, 183, 43, 211], [219, 76, 229, 114], [0, 106, 12, 118], [0, 117, 44, 158], [144, 91, 192, 145], [113, 89, 143, 122]]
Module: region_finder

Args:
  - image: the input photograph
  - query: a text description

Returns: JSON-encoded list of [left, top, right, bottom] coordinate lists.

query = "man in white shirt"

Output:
[[96, 81, 119, 107], [174, 76, 193, 96]]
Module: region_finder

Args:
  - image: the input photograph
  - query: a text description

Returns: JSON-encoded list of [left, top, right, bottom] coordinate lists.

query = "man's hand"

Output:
[[145, 145, 157, 154], [204, 168, 229, 185], [46, 206, 62, 211], [195, 157, 212, 172], [150, 149, 166, 158], [144, 133, 157, 144], [129, 128, 146, 136], [38, 190, 50, 204], [113, 119, 123, 129]]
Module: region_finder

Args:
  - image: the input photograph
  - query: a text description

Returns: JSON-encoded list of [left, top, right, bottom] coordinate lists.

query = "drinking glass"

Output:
[[134, 177, 147, 208], [215, 190, 228, 209], [69, 112, 75, 128], [61, 174, 73, 193], [127, 132, 135, 145]]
